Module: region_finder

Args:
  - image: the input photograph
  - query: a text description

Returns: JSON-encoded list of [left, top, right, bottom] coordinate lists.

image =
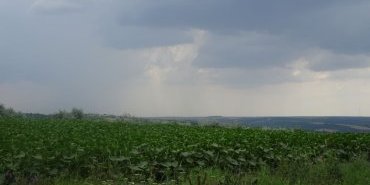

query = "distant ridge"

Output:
[[149, 116, 370, 133]]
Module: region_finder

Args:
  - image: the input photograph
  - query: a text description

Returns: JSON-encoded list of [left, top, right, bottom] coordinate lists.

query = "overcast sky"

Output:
[[1, 0, 370, 116]]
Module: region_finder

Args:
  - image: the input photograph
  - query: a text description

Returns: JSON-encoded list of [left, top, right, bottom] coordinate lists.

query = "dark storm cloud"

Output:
[[0, 0, 144, 86], [30, 0, 90, 14], [99, 26, 194, 49], [306, 51, 370, 72], [193, 32, 304, 69], [118, 0, 332, 32], [110, 0, 370, 71]]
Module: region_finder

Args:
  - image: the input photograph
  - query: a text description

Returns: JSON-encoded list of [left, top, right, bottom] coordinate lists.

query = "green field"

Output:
[[1, 117, 370, 184]]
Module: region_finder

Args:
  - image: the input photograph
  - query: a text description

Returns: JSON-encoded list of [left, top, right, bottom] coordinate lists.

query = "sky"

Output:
[[1, 0, 370, 116]]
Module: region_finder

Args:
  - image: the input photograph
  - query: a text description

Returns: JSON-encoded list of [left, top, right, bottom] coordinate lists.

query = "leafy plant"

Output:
[[0, 117, 369, 183]]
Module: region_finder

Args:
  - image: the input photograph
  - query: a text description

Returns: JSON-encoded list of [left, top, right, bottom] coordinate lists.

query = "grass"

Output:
[[6, 156, 368, 185], [183, 158, 370, 185]]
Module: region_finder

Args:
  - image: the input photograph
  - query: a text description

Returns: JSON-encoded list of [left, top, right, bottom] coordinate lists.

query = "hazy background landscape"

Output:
[[152, 116, 370, 132]]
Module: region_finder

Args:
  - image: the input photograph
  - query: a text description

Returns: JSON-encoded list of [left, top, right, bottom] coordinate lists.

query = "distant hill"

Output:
[[149, 116, 370, 132]]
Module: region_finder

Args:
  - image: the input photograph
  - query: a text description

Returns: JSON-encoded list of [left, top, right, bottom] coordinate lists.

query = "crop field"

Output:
[[1, 117, 370, 184]]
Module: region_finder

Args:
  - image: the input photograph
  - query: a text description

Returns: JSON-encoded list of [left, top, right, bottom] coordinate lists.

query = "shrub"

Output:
[[0, 104, 5, 116], [54, 110, 69, 119], [71, 108, 84, 120], [0, 104, 17, 118]]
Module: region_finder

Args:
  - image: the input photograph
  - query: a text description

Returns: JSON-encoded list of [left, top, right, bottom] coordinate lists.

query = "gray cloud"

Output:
[[193, 32, 304, 69], [118, 0, 334, 31], [100, 26, 194, 49], [108, 0, 370, 71], [304, 50, 370, 72], [30, 0, 91, 14], [0, 1, 147, 114]]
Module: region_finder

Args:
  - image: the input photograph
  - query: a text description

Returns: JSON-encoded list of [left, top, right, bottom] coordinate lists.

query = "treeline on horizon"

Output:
[[2, 103, 370, 134], [0, 103, 135, 120]]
